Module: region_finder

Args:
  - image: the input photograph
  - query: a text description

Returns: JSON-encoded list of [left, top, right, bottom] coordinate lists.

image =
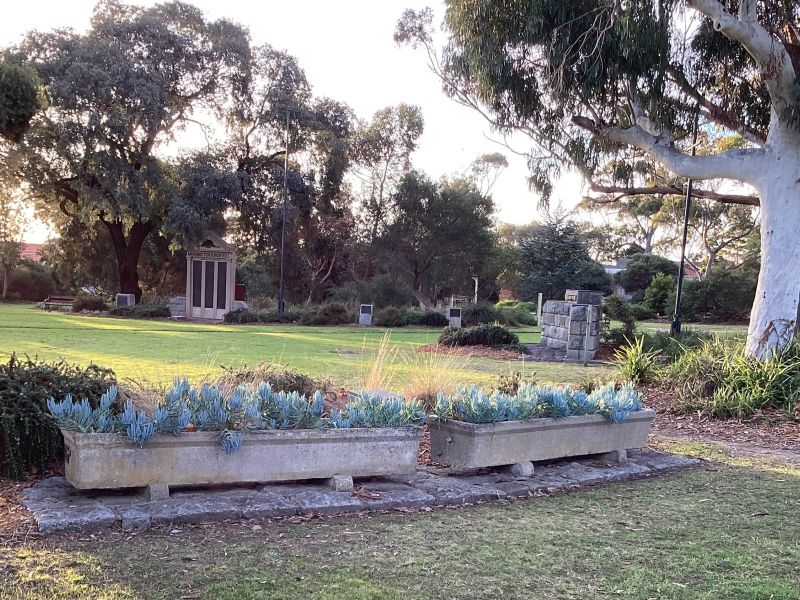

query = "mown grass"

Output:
[[1, 443, 798, 599], [0, 303, 606, 388]]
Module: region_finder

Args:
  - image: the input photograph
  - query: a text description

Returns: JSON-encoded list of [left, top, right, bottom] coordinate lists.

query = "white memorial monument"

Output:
[[185, 233, 236, 321]]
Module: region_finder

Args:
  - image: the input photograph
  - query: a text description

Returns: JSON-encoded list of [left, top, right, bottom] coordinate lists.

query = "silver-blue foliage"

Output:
[[435, 383, 644, 424]]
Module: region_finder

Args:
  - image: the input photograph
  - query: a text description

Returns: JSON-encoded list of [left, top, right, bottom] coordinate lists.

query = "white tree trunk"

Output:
[[745, 131, 800, 359]]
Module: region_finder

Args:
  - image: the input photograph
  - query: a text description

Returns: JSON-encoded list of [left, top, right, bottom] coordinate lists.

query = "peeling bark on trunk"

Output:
[[745, 134, 800, 359]]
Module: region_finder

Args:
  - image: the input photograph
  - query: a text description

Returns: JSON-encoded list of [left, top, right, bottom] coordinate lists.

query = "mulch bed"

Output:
[[644, 384, 800, 452], [416, 343, 528, 361]]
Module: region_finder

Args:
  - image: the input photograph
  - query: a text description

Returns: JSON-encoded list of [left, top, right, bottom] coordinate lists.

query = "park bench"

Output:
[[43, 295, 75, 311]]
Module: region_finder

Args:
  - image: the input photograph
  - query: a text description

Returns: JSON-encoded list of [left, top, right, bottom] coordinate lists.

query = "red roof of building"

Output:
[[20, 243, 45, 262]]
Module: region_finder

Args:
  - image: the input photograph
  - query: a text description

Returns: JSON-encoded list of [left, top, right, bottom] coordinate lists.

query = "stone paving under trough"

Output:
[[23, 449, 698, 533]]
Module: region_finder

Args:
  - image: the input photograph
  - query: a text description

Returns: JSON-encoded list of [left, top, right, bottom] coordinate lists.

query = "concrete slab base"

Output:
[[23, 449, 699, 534]]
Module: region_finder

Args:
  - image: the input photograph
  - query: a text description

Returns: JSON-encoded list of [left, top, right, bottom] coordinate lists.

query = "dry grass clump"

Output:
[[209, 363, 331, 397]]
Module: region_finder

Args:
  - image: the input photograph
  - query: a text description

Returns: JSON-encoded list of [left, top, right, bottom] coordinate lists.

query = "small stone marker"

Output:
[[115, 293, 135, 308], [326, 474, 354, 492], [447, 307, 462, 328], [359, 304, 373, 326]]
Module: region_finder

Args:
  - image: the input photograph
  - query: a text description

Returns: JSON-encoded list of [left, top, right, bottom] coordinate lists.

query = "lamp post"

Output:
[[671, 108, 699, 336], [277, 109, 290, 314]]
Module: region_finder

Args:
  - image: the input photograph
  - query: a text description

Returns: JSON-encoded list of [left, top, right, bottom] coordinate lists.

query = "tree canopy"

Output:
[[397, 0, 800, 358], [2, 0, 250, 297]]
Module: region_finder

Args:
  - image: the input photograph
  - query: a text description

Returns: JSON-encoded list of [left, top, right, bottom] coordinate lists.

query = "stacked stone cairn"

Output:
[[540, 289, 603, 361]]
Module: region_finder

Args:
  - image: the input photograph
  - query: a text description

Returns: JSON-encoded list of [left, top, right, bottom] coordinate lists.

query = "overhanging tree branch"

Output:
[[572, 115, 768, 184]]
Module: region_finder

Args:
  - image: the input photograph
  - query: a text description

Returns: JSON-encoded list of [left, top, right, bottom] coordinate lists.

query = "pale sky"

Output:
[[3, 0, 584, 243]]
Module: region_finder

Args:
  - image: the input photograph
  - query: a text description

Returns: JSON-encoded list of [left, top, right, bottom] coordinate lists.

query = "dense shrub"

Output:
[[261, 310, 302, 323], [461, 302, 500, 326], [438, 324, 519, 347], [497, 305, 537, 326], [223, 308, 262, 324], [628, 303, 656, 321], [613, 337, 660, 384], [496, 299, 536, 312], [299, 302, 351, 326], [375, 307, 406, 327], [640, 329, 714, 361], [665, 268, 756, 322], [72, 295, 109, 312], [601, 295, 637, 347], [110, 303, 170, 319], [643, 273, 675, 316], [614, 253, 677, 301], [404, 309, 449, 327], [327, 274, 414, 308], [0, 355, 116, 480], [666, 337, 800, 418], [7, 261, 58, 301]]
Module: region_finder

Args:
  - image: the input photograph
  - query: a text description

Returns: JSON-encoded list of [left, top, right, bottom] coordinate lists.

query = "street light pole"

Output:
[[671, 108, 699, 336], [277, 109, 290, 314]]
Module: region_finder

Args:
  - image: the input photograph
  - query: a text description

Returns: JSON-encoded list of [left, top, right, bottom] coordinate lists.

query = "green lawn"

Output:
[[636, 321, 748, 337], [0, 304, 607, 388], [2, 442, 798, 599]]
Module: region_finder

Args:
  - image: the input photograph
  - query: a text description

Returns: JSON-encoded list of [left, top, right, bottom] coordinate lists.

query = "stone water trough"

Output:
[[429, 410, 656, 473], [61, 426, 423, 497]]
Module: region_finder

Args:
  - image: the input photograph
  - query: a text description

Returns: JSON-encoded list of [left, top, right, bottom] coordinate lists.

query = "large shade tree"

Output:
[[228, 44, 356, 303], [2, 1, 250, 298], [397, 1, 800, 359], [381, 172, 497, 307]]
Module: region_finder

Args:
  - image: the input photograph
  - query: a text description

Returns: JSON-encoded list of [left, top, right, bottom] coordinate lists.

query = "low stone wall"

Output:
[[541, 299, 602, 360]]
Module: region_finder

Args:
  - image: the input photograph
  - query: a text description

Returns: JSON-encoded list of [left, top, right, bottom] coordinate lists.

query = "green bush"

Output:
[[497, 306, 537, 326], [0, 355, 116, 480], [404, 309, 449, 327], [261, 310, 302, 324], [438, 324, 519, 347], [299, 302, 351, 326], [666, 338, 800, 418], [628, 303, 656, 321], [614, 253, 677, 301], [665, 268, 756, 322], [72, 295, 109, 312], [7, 261, 58, 301], [643, 273, 675, 316], [223, 308, 262, 324], [375, 307, 406, 327], [461, 302, 500, 326], [613, 337, 660, 384], [110, 303, 170, 319], [497, 299, 537, 312], [601, 295, 637, 348], [640, 329, 714, 361]]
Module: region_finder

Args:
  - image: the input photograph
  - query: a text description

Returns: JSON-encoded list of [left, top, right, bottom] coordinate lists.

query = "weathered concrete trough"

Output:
[[62, 426, 423, 496], [428, 410, 656, 471]]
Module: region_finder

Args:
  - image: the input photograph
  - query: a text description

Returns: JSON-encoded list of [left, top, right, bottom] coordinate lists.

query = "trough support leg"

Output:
[[144, 484, 170, 501], [598, 449, 628, 465], [505, 462, 535, 477], [327, 475, 354, 492]]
